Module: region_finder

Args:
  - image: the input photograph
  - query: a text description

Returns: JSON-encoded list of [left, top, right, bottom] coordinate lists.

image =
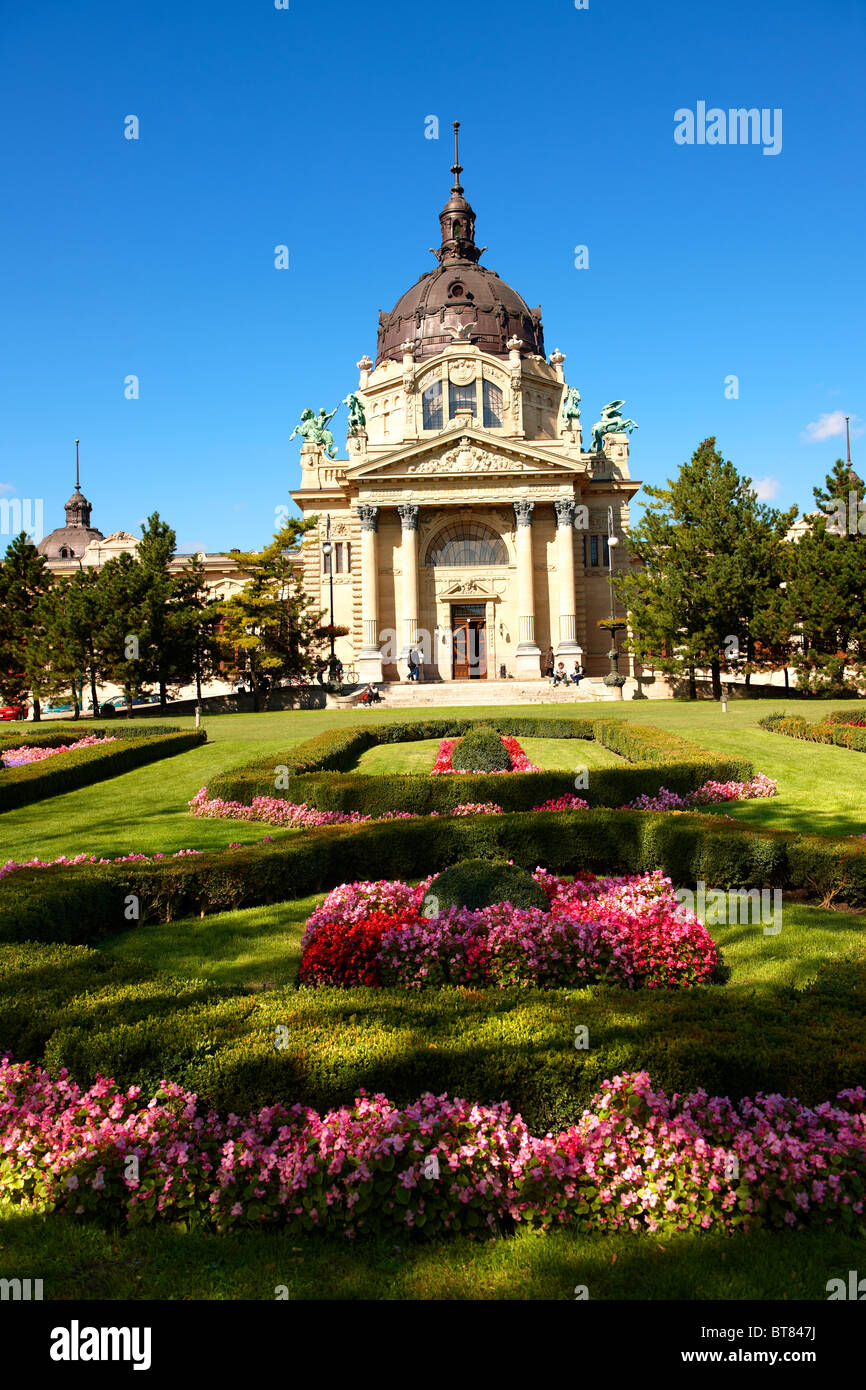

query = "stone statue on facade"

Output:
[[561, 386, 582, 428], [590, 400, 638, 454], [290, 406, 340, 459], [343, 393, 366, 433]]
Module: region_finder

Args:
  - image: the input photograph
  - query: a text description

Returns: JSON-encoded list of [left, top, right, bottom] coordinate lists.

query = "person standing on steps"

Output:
[[542, 646, 555, 678]]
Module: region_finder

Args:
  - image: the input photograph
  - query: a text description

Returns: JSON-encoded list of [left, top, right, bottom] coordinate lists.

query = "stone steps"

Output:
[[350, 679, 621, 708]]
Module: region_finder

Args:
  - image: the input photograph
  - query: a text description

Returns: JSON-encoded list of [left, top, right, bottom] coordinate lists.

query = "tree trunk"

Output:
[[71, 684, 80, 720], [688, 666, 697, 700], [89, 663, 99, 718], [784, 665, 790, 690], [32, 696, 41, 722], [125, 692, 133, 719], [159, 679, 167, 712], [195, 658, 202, 703], [710, 658, 722, 701]]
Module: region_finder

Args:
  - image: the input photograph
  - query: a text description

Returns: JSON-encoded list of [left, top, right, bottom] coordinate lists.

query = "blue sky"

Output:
[[1, 0, 863, 553]]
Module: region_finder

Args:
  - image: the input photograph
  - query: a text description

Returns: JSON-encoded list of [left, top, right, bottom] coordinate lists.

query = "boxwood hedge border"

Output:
[[0, 728, 208, 813], [208, 716, 755, 815], [3, 805, 865, 945], [759, 709, 866, 752]]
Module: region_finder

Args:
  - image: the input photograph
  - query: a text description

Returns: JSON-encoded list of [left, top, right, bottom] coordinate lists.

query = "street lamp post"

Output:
[[321, 515, 337, 683]]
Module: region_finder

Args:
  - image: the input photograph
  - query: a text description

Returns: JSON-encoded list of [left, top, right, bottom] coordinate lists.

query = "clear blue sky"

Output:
[[1, 0, 863, 553]]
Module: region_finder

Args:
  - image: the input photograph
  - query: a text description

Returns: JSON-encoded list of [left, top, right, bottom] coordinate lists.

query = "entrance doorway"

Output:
[[451, 604, 487, 679]]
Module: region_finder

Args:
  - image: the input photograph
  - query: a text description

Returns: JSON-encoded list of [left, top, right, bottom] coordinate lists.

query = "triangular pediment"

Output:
[[344, 429, 582, 482]]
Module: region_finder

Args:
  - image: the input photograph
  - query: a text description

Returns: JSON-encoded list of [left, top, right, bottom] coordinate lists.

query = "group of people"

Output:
[[543, 646, 584, 688]]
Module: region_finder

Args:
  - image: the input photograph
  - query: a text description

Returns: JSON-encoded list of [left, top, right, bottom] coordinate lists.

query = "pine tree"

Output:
[[0, 533, 53, 719], [168, 554, 222, 702], [92, 552, 151, 713], [218, 517, 323, 709], [785, 459, 866, 692], [136, 513, 177, 711], [615, 438, 796, 698]]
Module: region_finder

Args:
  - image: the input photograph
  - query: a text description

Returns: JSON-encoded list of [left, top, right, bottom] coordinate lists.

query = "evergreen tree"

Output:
[[136, 513, 177, 711], [168, 554, 222, 702], [614, 438, 796, 698], [218, 517, 323, 710], [785, 459, 866, 692], [0, 533, 53, 719], [92, 552, 151, 713]]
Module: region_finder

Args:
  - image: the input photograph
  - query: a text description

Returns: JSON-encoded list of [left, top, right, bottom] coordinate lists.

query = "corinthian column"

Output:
[[356, 503, 383, 683], [513, 499, 541, 677], [554, 498, 580, 658], [397, 503, 420, 678]]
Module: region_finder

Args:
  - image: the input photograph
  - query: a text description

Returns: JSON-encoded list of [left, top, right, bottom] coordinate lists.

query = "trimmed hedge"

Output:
[[0, 729, 208, 813], [431, 858, 549, 911], [3, 806, 865, 945], [209, 716, 754, 814], [4, 940, 865, 1134], [759, 710, 866, 752]]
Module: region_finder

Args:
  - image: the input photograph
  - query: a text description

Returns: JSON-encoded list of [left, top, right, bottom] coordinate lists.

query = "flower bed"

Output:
[[188, 786, 502, 828], [2, 1059, 863, 1238], [533, 773, 776, 815], [431, 734, 540, 774], [0, 848, 204, 885], [298, 868, 718, 991], [0, 734, 116, 768]]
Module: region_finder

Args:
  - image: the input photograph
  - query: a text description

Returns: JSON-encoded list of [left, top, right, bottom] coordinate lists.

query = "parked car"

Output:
[[96, 694, 161, 716], [0, 703, 29, 721], [43, 700, 77, 714]]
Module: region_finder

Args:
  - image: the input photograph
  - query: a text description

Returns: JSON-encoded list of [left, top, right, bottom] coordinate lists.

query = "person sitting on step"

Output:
[[551, 661, 568, 687]]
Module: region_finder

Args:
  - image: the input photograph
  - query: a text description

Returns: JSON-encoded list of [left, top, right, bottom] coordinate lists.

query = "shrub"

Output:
[[0, 729, 207, 813], [3, 806, 864, 946], [450, 727, 513, 773], [430, 858, 548, 912], [759, 710, 866, 753]]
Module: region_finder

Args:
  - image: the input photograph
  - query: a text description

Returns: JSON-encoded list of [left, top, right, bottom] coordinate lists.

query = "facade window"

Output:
[[602, 535, 610, 567], [324, 541, 351, 576], [482, 378, 503, 427], [590, 535, 599, 567], [582, 534, 587, 566], [426, 521, 508, 567], [422, 381, 443, 430], [448, 381, 477, 418]]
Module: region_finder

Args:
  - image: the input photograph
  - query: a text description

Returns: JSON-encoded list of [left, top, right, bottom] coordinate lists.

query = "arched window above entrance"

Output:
[[426, 521, 508, 567]]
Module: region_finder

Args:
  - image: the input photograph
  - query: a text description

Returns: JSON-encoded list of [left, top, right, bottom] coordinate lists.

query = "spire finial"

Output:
[[75, 439, 80, 491], [450, 120, 463, 192]]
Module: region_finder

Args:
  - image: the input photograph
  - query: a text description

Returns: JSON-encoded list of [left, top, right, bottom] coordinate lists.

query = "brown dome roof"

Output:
[[376, 123, 544, 366], [37, 523, 104, 559]]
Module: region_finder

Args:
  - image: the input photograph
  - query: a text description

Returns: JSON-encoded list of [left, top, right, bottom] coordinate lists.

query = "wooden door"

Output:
[[451, 605, 487, 680]]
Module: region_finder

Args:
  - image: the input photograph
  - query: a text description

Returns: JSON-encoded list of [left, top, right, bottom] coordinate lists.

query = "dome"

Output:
[[37, 522, 104, 560], [37, 446, 104, 558], [376, 123, 544, 366]]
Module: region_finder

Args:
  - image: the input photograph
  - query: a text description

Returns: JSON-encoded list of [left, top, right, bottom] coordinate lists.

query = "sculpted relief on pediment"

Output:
[[406, 439, 534, 475]]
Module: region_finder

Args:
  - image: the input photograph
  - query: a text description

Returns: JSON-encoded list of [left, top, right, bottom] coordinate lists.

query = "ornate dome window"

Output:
[[426, 521, 508, 567]]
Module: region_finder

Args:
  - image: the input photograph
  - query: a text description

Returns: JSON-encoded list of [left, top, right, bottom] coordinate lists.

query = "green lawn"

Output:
[[353, 735, 623, 775], [2, 697, 864, 860], [0, 1198, 859, 1300]]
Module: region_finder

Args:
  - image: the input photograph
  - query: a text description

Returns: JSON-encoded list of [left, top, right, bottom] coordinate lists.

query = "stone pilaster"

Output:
[[397, 503, 420, 677], [357, 503, 383, 683], [513, 499, 541, 677], [554, 498, 581, 658]]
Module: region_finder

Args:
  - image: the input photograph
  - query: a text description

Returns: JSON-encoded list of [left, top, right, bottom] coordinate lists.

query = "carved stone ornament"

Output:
[[397, 503, 420, 531], [448, 358, 477, 386], [554, 498, 576, 528], [356, 503, 380, 532], [405, 439, 537, 475], [513, 499, 535, 528]]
